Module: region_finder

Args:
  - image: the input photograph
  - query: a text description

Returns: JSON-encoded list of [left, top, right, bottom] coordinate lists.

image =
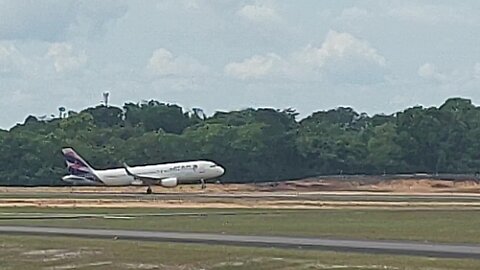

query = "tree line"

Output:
[[0, 97, 480, 185]]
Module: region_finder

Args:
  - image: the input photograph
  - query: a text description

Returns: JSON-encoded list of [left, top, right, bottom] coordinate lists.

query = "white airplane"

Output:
[[61, 148, 225, 193]]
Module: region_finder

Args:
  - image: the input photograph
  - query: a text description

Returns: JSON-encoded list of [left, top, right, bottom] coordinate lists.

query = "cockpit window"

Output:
[[210, 165, 216, 168]]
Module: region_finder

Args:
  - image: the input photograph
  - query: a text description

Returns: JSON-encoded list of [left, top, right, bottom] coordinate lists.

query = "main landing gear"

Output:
[[146, 186, 153, 194]]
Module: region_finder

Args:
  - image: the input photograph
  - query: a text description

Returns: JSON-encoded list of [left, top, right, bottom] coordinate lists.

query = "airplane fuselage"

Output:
[[62, 160, 225, 186]]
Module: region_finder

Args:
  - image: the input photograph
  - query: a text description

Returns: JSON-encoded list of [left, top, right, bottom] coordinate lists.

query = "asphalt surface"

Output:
[[0, 226, 479, 259], [0, 211, 273, 220]]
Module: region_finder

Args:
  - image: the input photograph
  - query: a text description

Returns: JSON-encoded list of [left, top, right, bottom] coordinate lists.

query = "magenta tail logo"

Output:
[[62, 149, 102, 183]]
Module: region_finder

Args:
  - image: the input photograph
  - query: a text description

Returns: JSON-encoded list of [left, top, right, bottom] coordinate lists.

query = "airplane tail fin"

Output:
[[62, 148, 101, 182]]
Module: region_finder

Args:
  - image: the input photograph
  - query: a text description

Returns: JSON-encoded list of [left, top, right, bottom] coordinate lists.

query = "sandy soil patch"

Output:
[[0, 178, 479, 209], [1, 178, 479, 194], [1, 198, 480, 210]]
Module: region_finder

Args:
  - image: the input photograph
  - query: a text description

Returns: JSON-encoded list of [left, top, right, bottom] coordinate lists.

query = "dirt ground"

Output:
[[0, 179, 479, 209], [2, 178, 479, 194], [264, 178, 480, 193], [1, 197, 480, 209]]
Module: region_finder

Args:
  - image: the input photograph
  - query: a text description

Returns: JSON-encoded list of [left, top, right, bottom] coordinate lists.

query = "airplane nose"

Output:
[[218, 166, 225, 176]]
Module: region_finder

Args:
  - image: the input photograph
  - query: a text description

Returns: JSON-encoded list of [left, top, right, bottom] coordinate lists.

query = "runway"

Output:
[[0, 210, 271, 220], [0, 226, 479, 259]]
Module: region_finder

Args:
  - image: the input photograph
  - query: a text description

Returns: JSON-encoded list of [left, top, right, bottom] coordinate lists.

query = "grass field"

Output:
[[1, 207, 479, 244], [0, 235, 479, 270]]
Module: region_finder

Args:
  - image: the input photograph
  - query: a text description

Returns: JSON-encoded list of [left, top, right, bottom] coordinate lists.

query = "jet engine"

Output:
[[160, 177, 178, 187], [61, 175, 99, 185]]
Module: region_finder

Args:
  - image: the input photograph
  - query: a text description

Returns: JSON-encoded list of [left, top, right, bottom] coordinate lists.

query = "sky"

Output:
[[0, 0, 479, 128]]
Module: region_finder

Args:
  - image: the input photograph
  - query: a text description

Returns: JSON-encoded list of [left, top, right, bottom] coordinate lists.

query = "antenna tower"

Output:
[[103, 91, 110, 107]]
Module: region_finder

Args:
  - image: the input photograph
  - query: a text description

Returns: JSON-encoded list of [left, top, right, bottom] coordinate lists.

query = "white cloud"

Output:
[[0, 43, 35, 77], [294, 30, 385, 68], [417, 62, 480, 88], [0, 0, 127, 41], [148, 48, 207, 76], [418, 63, 436, 78], [47, 43, 87, 73], [1, 1, 480, 129], [417, 63, 448, 82], [388, 4, 478, 25], [0, 44, 20, 74], [0, 0, 75, 41], [69, 0, 128, 39], [293, 30, 387, 83], [183, 0, 200, 10], [338, 7, 369, 21], [225, 30, 387, 84], [333, 7, 373, 33], [225, 53, 285, 80], [474, 63, 480, 80], [237, 4, 280, 23]]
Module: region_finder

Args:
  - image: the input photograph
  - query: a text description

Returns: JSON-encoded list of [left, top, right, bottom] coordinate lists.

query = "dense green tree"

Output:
[[296, 108, 369, 175], [366, 122, 403, 173], [83, 106, 124, 128], [124, 101, 196, 134], [1, 97, 480, 185]]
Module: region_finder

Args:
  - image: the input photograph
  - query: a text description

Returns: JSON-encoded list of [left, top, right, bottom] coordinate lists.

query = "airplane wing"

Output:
[[123, 163, 165, 185]]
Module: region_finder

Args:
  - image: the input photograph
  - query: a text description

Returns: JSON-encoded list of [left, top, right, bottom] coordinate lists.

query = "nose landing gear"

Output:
[[200, 179, 206, 190]]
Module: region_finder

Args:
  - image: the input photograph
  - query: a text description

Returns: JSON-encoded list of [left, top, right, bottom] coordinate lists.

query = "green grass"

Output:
[[1, 208, 480, 244], [0, 235, 479, 270]]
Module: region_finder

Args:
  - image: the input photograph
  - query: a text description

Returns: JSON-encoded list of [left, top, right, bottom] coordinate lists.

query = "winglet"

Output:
[[123, 162, 135, 177]]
